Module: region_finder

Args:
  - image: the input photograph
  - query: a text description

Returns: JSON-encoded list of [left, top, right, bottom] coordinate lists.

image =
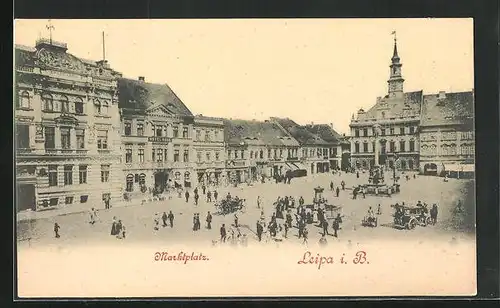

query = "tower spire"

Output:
[[46, 19, 55, 44], [102, 31, 106, 61], [387, 31, 404, 98]]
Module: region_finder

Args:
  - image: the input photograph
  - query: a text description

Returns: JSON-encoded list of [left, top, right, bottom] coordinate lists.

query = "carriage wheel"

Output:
[[407, 218, 417, 230], [425, 216, 432, 226]]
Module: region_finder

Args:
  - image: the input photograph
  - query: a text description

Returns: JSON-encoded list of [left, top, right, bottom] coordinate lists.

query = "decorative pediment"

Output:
[[54, 114, 79, 125], [146, 105, 175, 117]]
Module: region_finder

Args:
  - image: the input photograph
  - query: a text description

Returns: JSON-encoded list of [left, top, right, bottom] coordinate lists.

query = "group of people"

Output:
[[180, 185, 220, 205], [110, 216, 126, 239]]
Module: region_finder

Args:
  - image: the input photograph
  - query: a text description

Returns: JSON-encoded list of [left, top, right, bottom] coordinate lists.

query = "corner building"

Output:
[[15, 39, 122, 212], [118, 77, 196, 199]]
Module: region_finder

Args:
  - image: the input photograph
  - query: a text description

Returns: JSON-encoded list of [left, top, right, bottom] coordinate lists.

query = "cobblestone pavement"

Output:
[[17, 172, 475, 250]]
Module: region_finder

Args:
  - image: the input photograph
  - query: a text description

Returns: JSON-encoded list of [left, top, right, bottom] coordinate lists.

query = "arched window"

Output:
[[259, 150, 263, 159], [19, 91, 30, 109], [408, 160, 414, 170], [354, 142, 360, 153], [184, 171, 190, 180], [175, 172, 181, 180], [75, 97, 84, 114], [250, 151, 254, 159], [126, 174, 134, 192], [94, 99, 101, 114], [60, 95, 70, 113], [42, 93, 54, 111], [102, 101, 109, 115], [139, 173, 146, 186], [401, 160, 407, 170]]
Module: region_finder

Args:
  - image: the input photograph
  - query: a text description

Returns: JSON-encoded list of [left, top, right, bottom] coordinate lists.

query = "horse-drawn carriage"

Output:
[[356, 183, 400, 196], [391, 203, 431, 230], [215, 197, 246, 215], [362, 215, 378, 227], [301, 186, 342, 222]]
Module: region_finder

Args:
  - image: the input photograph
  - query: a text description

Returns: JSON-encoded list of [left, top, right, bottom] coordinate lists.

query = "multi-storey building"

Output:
[[15, 38, 122, 212], [117, 77, 196, 199], [193, 115, 226, 186], [303, 124, 343, 170], [419, 91, 474, 177], [223, 119, 301, 184], [271, 118, 333, 175], [349, 38, 421, 171]]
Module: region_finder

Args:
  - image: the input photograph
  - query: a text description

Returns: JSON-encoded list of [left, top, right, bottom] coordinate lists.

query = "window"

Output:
[[16, 124, 30, 149], [205, 130, 211, 141], [234, 151, 238, 159], [75, 97, 84, 114], [399, 127, 405, 135], [79, 165, 87, 184], [363, 128, 368, 137], [184, 171, 190, 180], [409, 126, 415, 134], [280, 149, 283, 158], [48, 165, 58, 186], [214, 130, 219, 140], [65, 196, 74, 205], [173, 126, 179, 138], [206, 152, 211, 162], [240, 150, 244, 159], [175, 172, 181, 180], [124, 122, 132, 136], [399, 140, 406, 152], [174, 149, 180, 162], [137, 123, 144, 136], [64, 165, 73, 185], [157, 149, 163, 162], [60, 127, 71, 149], [42, 93, 54, 111], [389, 141, 395, 153], [354, 143, 360, 153], [76, 129, 85, 149], [250, 151, 254, 159], [19, 91, 30, 109], [80, 195, 88, 203], [183, 149, 189, 162], [94, 100, 101, 114], [183, 127, 189, 138], [228, 150, 232, 158], [156, 125, 163, 137], [126, 174, 134, 192], [196, 130, 201, 141], [139, 174, 146, 186], [381, 128, 386, 136], [409, 140, 415, 152], [49, 198, 59, 206], [101, 165, 110, 182], [164, 148, 168, 161], [260, 150, 264, 159], [372, 142, 376, 153], [101, 101, 109, 115], [401, 160, 407, 170], [60, 96, 70, 113], [215, 151, 220, 161], [408, 160, 414, 169], [97, 130, 108, 149], [197, 152, 202, 162], [355, 129, 359, 137], [389, 127, 394, 135], [125, 149, 133, 163], [274, 149, 277, 159], [268, 149, 272, 158], [363, 142, 368, 153], [138, 149, 144, 163]]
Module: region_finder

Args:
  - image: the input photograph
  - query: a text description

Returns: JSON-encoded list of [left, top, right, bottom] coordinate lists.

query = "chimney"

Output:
[[138, 76, 145, 82], [438, 91, 446, 100]]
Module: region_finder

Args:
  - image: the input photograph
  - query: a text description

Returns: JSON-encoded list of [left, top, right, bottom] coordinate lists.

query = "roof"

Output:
[[14, 42, 121, 79], [271, 117, 331, 146], [355, 90, 423, 122], [420, 91, 474, 127], [304, 124, 342, 144], [223, 119, 299, 147], [117, 78, 193, 117]]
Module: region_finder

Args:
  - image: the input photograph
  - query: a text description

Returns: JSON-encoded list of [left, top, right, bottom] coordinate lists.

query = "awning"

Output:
[[285, 163, 299, 170]]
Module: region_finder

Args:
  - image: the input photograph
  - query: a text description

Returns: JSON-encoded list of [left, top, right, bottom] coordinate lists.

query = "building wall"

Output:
[[193, 118, 226, 186], [419, 126, 475, 174], [15, 61, 121, 211]]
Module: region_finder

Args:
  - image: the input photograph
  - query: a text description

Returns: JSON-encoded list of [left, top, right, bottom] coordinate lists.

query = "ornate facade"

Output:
[[15, 39, 122, 212], [193, 115, 226, 186], [118, 77, 196, 199], [350, 38, 421, 171]]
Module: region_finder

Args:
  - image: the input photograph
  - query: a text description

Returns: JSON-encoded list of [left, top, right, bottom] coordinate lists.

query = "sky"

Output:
[[14, 19, 474, 135]]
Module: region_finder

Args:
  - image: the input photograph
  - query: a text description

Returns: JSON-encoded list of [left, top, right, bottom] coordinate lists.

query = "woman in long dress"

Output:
[[110, 216, 118, 236]]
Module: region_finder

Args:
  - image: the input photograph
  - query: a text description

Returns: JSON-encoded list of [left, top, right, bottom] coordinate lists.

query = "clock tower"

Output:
[[387, 35, 405, 98]]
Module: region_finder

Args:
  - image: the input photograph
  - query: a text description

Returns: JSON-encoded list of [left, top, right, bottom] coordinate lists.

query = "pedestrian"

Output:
[[362, 187, 366, 199], [341, 181, 345, 190], [207, 191, 212, 202], [332, 217, 340, 238], [195, 213, 201, 231], [336, 186, 340, 197], [110, 216, 119, 236], [220, 224, 227, 242], [214, 190, 218, 202], [202, 184, 206, 195], [356, 171, 359, 179], [89, 207, 96, 225], [322, 219, 330, 236], [185, 190, 190, 203], [352, 187, 357, 200], [330, 181, 334, 191], [284, 222, 289, 238], [256, 221, 263, 242], [153, 213, 160, 231], [302, 227, 309, 245], [257, 196, 261, 209], [120, 222, 126, 239], [53, 222, 60, 238], [299, 196, 304, 206], [234, 214, 239, 228], [162, 212, 168, 227], [206, 211, 212, 229], [377, 204, 382, 215], [194, 187, 198, 195], [168, 210, 174, 228], [192, 214, 197, 231], [194, 193, 199, 205]]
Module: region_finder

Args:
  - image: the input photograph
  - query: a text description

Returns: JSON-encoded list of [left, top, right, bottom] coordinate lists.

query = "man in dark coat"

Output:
[[54, 222, 60, 238], [330, 181, 334, 191], [322, 219, 330, 236], [336, 186, 340, 197], [299, 196, 304, 206], [220, 224, 227, 242], [332, 216, 340, 237], [162, 212, 168, 227], [341, 181, 345, 190], [168, 211, 174, 228], [256, 221, 263, 242], [194, 193, 199, 205], [206, 211, 213, 229], [202, 185, 206, 195], [185, 190, 190, 203], [207, 191, 212, 202], [214, 190, 218, 202]]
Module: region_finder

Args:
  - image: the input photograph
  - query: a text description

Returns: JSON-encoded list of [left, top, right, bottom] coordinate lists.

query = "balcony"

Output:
[[43, 148, 90, 155]]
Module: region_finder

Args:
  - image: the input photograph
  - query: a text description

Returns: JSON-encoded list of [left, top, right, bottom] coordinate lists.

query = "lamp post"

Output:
[[393, 152, 399, 186], [372, 124, 382, 167]]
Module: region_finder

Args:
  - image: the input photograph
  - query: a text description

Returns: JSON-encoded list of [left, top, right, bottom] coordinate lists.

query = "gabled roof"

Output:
[[117, 78, 193, 117], [271, 117, 331, 146], [420, 91, 474, 127], [355, 90, 423, 122], [223, 119, 299, 147], [304, 124, 342, 144]]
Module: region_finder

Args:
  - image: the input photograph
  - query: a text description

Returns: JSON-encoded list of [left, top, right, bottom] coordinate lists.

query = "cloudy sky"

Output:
[[14, 19, 473, 134]]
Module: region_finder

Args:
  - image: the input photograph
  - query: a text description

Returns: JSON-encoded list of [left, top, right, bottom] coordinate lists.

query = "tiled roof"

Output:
[[420, 91, 474, 127], [117, 78, 193, 117], [15, 46, 35, 67], [271, 117, 330, 146], [223, 119, 299, 147], [304, 124, 342, 144], [356, 90, 423, 121]]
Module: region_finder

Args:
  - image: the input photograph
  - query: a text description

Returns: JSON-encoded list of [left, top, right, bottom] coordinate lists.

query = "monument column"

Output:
[[373, 124, 382, 166]]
